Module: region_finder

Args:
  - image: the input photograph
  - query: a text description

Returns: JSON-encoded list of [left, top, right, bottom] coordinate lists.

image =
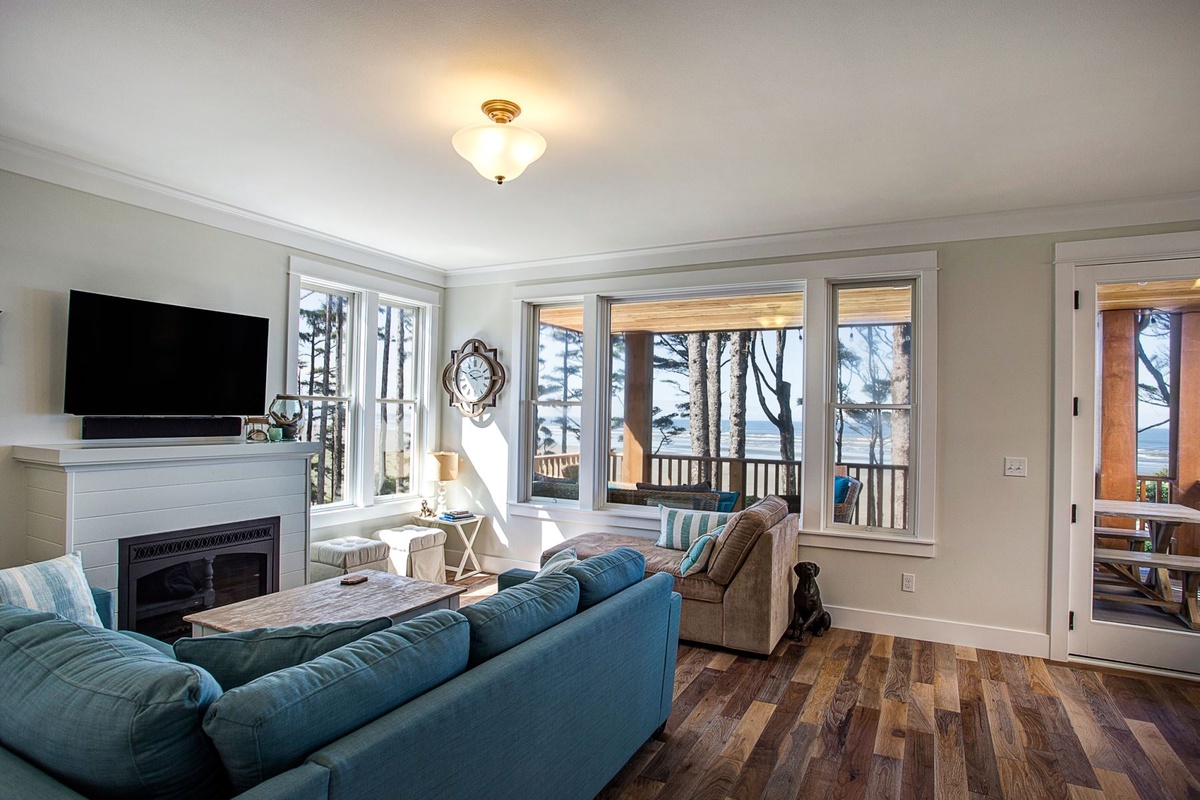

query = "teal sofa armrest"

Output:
[[233, 761, 330, 799], [497, 568, 537, 591], [0, 746, 89, 800], [90, 586, 114, 630]]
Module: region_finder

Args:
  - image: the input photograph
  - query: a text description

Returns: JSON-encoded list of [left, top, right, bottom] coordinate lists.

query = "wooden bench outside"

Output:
[[1093, 547, 1200, 629]]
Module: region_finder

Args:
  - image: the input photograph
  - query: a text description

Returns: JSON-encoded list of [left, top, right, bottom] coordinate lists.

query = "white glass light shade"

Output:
[[452, 123, 547, 183]]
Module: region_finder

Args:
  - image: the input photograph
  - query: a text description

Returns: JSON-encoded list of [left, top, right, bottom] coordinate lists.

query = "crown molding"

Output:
[[445, 192, 1200, 287], [0, 136, 446, 288], [3, 135, 1198, 292]]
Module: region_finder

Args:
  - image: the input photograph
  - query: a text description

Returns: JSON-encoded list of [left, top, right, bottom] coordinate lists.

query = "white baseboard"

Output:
[[826, 604, 1051, 658], [446, 550, 538, 576]]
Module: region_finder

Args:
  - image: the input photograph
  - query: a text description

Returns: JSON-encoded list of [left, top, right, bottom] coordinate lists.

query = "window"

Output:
[[296, 284, 354, 506], [513, 252, 937, 551], [529, 305, 584, 503], [374, 300, 420, 498], [830, 282, 914, 532], [606, 292, 805, 511], [288, 258, 435, 516]]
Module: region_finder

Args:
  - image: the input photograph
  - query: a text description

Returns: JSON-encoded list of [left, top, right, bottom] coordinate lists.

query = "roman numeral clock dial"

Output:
[[441, 339, 506, 418]]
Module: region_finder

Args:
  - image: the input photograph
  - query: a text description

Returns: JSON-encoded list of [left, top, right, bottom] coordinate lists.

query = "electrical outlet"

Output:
[[1004, 457, 1028, 477], [902, 573, 915, 593]]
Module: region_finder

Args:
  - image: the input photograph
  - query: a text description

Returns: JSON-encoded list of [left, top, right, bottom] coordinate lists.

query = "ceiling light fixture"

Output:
[[452, 99, 547, 185]]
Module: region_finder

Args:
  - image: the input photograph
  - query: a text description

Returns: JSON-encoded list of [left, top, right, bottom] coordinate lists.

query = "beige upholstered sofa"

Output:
[[540, 496, 796, 655]]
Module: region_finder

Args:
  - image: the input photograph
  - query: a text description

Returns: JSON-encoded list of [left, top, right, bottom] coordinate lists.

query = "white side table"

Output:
[[417, 515, 484, 580]]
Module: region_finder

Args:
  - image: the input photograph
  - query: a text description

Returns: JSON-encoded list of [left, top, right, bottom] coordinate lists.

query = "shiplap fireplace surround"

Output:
[[13, 441, 319, 626]]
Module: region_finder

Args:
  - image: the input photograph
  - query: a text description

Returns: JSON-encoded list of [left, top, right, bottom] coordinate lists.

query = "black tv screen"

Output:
[[64, 290, 269, 416]]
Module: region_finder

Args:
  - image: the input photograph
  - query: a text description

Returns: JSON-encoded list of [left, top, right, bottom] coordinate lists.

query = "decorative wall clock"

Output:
[[442, 338, 506, 418]]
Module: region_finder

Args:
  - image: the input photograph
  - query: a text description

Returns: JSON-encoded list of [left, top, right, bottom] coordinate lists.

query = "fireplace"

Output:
[[118, 517, 280, 643]]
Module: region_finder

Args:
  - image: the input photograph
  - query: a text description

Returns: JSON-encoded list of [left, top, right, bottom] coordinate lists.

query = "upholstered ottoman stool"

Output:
[[309, 536, 390, 582], [375, 526, 447, 584]]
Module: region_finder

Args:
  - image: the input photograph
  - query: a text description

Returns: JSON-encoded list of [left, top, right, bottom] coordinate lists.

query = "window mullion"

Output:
[[801, 279, 827, 532], [579, 295, 602, 511], [358, 290, 380, 507]]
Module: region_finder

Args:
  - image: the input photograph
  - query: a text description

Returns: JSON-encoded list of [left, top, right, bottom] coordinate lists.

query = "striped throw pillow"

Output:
[[0, 552, 102, 627], [678, 530, 722, 577], [656, 506, 731, 551]]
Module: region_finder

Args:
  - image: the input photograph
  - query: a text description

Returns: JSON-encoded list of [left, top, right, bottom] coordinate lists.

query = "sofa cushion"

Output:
[[706, 495, 789, 585], [0, 618, 225, 800], [460, 573, 579, 666], [564, 548, 646, 610], [0, 603, 56, 637], [0, 552, 103, 627], [656, 505, 731, 550], [540, 534, 727, 603], [535, 545, 578, 577], [203, 609, 468, 792], [175, 617, 393, 689]]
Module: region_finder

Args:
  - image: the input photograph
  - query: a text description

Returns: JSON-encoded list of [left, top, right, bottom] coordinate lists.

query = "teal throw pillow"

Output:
[[204, 609, 469, 792], [834, 475, 851, 503], [0, 552, 102, 627], [535, 546, 578, 577], [0, 603, 57, 638], [0, 618, 225, 800], [678, 530, 722, 577], [460, 573, 579, 666], [174, 617, 392, 689], [656, 505, 730, 550], [563, 548, 646, 611]]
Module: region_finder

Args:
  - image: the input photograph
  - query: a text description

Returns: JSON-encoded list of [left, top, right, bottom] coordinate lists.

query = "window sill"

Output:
[[797, 528, 935, 558], [312, 496, 424, 530]]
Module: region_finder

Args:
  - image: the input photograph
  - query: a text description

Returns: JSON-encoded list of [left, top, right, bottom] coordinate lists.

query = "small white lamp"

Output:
[[427, 451, 460, 516]]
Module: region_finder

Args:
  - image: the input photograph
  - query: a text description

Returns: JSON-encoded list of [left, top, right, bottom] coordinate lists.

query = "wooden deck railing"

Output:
[[535, 450, 909, 530], [1136, 475, 1172, 505]]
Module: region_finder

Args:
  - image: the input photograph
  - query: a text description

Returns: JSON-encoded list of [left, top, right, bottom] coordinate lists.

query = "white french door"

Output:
[[1068, 258, 1200, 673]]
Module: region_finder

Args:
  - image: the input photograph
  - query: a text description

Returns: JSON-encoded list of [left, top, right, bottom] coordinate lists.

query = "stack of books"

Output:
[[439, 509, 474, 522]]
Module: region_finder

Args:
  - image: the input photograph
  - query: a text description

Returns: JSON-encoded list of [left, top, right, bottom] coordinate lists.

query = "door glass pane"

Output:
[[377, 303, 417, 401], [297, 287, 352, 397], [1092, 278, 1200, 634], [299, 399, 349, 505], [835, 284, 912, 405], [375, 401, 414, 498], [606, 292, 804, 509]]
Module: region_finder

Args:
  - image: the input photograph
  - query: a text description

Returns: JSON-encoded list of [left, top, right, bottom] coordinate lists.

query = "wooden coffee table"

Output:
[[183, 570, 466, 637]]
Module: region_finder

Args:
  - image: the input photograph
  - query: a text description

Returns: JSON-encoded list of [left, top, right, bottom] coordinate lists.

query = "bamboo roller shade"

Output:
[[538, 287, 912, 334]]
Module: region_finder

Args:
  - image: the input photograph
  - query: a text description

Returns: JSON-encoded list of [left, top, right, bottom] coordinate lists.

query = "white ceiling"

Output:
[[2, 1, 1198, 273]]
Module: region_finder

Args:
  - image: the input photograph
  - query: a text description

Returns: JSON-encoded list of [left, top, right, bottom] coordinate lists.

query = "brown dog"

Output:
[[787, 561, 831, 640]]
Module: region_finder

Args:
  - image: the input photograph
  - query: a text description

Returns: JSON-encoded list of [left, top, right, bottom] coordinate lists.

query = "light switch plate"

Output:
[[1004, 457, 1028, 477]]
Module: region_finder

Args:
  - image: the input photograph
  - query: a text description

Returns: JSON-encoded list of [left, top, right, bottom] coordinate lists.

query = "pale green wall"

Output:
[[441, 220, 1200, 637], [0, 170, 439, 568]]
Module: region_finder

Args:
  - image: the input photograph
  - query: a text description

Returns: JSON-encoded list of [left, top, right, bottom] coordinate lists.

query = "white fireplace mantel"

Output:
[[13, 441, 320, 619]]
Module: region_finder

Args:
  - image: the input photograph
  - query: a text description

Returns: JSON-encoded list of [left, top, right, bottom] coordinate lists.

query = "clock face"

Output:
[[455, 354, 493, 401]]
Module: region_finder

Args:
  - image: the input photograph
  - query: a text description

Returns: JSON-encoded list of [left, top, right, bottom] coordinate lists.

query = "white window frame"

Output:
[[287, 256, 441, 528], [510, 251, 938, 557]]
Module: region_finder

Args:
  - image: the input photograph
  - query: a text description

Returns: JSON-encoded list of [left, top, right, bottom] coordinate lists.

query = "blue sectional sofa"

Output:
[[0, 550, 681, 800]]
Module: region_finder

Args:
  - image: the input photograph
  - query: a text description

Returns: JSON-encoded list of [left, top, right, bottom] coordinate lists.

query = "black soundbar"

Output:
[[80, 416, 243, 440]]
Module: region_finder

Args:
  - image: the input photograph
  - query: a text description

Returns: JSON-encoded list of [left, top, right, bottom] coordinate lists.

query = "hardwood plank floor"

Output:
[[599, 629, 1200, 800], [449, 575, 1198, 798]]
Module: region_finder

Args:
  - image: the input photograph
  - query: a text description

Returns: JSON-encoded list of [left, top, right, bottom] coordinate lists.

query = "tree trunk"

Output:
[[775, 332, 796, 493], [706, 332, 722, 464], [891, 321, 911, 467], [687, 332, 709, 482], [729, 331, 749, 458]]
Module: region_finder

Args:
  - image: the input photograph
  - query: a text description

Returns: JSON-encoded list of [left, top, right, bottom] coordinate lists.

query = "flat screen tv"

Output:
[[64, 290, 269, 416]]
